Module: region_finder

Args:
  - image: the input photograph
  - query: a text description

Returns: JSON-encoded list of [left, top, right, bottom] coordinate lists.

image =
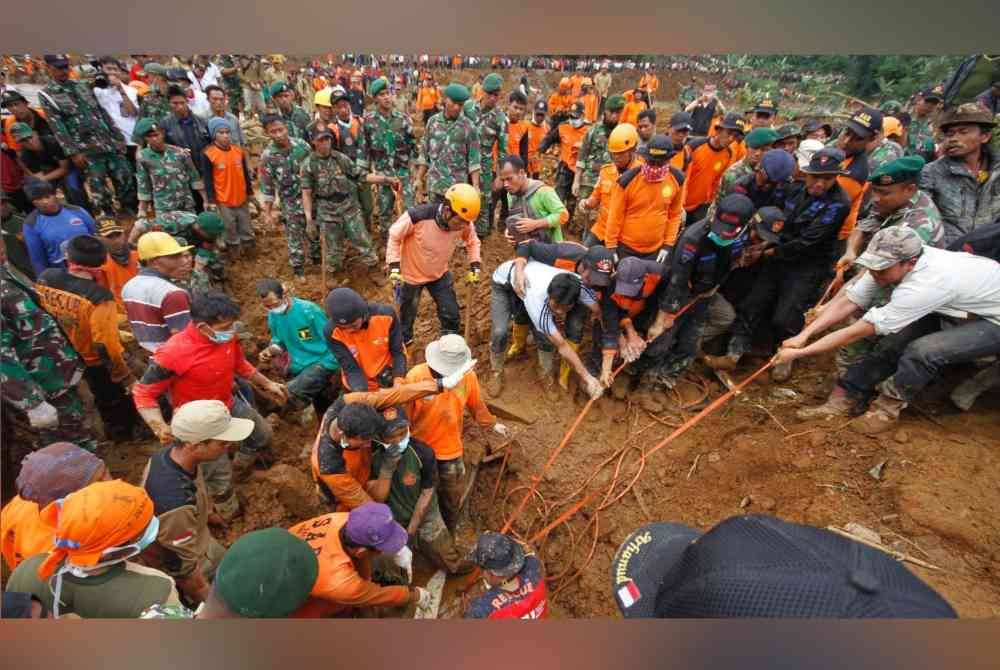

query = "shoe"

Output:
[[852, 393, 907, 435], [487, 351, 505, 397], [771, 359, 794, 383], [559, 341, 580, 390], [702, 353, 740, 370], [950, 362, 1000, 411], [796, 386, 854, 420]]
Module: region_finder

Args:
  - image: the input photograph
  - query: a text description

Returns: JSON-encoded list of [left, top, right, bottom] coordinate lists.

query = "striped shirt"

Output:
[[122, 268, 191, 352]]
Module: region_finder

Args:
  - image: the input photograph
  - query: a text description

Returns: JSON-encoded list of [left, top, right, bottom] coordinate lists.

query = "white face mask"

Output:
[[269, 299, 290, 315]]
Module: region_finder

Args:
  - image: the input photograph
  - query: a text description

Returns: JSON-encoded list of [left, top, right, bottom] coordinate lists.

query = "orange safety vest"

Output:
[[612, 271, 664, 319], [557, 122, 590, 171], [332, 314, 395, 391], [526, 122, 548, 175], [416, 87, 439, 111], [580, 93, 599, 123]]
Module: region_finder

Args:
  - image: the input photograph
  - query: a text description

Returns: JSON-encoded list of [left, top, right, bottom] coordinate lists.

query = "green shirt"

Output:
[[506, 184, 567, 242], [267, 297, 339, 374], [5, 554, 179, 619], [370, 438, 437, 527]]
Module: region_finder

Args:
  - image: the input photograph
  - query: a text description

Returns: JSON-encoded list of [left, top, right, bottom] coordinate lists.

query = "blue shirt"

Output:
[[22, 205, 96, 275], [267, 297, 339, 374]]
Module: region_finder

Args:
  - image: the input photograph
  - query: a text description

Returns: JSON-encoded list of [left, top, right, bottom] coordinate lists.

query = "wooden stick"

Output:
[[826, 526, 943, 571], [464, 280, 474, 340], [686, 454, 701, 480], [753, 403, 788, 433]]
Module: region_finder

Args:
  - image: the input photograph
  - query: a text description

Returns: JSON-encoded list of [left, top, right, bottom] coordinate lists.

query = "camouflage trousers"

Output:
[[85, 151, 137, 215], [317, 199, 378, 270], [374, 168, 414, 231], [283, 207, 321, 271], [357, 182, 375, 229], [40, 388, 97, 451], [475, 167, 495, 238]]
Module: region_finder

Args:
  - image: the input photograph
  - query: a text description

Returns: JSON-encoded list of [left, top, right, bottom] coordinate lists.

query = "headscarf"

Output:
[[16, 442, 105, 508]]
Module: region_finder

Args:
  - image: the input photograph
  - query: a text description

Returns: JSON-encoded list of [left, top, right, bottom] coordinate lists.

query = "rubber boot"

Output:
[[231, 451, 257, 483], [853, 393, 907, 435], [796, 385, 854, 420], [950, 362, 1000, 411], [213, 489, 241, 521], [559, 341, 580, 390], [702, 352, 740, 370], [537, 349, 560, 401], [487, 351, 505, 397], [506, 323, 530, 360]]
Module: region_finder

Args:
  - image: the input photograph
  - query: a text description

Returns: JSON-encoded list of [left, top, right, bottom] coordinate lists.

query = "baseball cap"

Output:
[[611, 514, 957, 618], [614, 256, 652, 298], [716, 113, 744, 132], [711, 194, 754, 239], [534, 100, 547, 114], [801, 147, 847, 175], [425, 333, 472, 377], [344, 502, 408, 554], [96, 217, 125, 237], [752, 206, 786, 244], [844, 106, 884, 139], [579, 245, 615, 288], [214, 528, 319, 618], [760, 149, 797, 183], [802, 120, 833, 137], [324, 287, 368, 325], [137, 231, 194, 261], [855, 226, 924, 271], [312, 127, 335, 141], [467, 531, 525, 579], [669, 112, 693, 131], [640, 134, 674, 162], [1, 89, 28, 107], [795, 138, 826, 169], [43, 55, 70, 69], [171, 399, 255, 443], [752, 98, 778, 115], [569, 101, 585, 118]]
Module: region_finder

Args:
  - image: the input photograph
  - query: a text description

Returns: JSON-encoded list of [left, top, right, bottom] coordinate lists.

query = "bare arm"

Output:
[[407, 488, 434, 536]]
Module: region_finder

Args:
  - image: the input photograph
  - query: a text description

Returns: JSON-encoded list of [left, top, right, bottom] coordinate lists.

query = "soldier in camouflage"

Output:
[[0, 258, 94, 450], [259, 115, 319, 279], [218, 55, 244, 116], [134, 119, 207, 218], [301, 129, 398, 277], [415, 83, 481, 207], [467, 73, 508, 238], [906, 88, 942, 161], [270, 82, 311, 142], [573, 94, 625, 231], [38, 55, 137, 216], [361, 78, 418, 231], [137, 63, 172, 124], [713, 128, 779, 209], [867, 134, 906, 175], [129, 210, 226, 292]]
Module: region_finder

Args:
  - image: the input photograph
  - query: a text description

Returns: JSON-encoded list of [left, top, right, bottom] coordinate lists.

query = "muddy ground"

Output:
[[24, 65, 1000, 617]]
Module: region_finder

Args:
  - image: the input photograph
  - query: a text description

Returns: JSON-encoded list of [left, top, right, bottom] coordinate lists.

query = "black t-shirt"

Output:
[[689, 100, 717, 136], [18, 135, 67, 175]]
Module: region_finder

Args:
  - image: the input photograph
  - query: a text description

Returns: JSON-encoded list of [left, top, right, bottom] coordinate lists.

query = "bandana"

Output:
[[67, 262, 107, 285], [641, 163, 670, 183]]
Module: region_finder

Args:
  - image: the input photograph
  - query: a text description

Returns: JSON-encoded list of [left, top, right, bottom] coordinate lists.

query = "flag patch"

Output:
[[618, 580, 642, 608]]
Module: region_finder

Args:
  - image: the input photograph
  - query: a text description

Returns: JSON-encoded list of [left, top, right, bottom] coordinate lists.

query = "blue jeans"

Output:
[[231, 392, 272, 455], [287, 363, 339, 412], [840, 316, 1000, 403], [490, 281, 585, 355]]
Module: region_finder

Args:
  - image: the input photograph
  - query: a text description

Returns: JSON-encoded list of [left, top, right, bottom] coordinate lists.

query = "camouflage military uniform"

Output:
[[361, 108, 418, 230], [38, 79, 137, 215], [260, 137, 320, 271], [417, 111, 481, 201], [138, 88, 171, 124], [217, 56, 244, 116], [280, 105, 313, 142], [835, 190, 945, 375], [300, 150, 379, 270], [575, 122, 612, 229], [469, 102, 508, 237], [136, 144, 203, 214], [0, 265, 94, 450], [906, 115, 936, 160], [132, 211, 224, 291], [868, 138, 906, 175]]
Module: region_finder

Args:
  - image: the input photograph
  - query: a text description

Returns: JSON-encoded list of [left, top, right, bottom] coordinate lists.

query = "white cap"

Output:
[[171, 400, 255, 443]]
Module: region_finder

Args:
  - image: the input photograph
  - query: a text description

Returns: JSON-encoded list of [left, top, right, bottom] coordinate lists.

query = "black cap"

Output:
[[66, 234, 108, 268], [1, 89, 27, 108], [468, 532, 525, 579], [324, 287, 368, 325], [844, 106, 884, 139], [801, 147, 847, 175], [919, 87, 943, 102], [43, 55, 70, 68], [752, 206, 786, 244], [640, 134, 674, 163], [166, 68, 189, 82], [569, 101, 585, 118], [23, 178, 55, 201], [802, 120, 833, 137], [312, 128, 335, 141], [716, 113, 745, 132], [611, 514, 957, 619], [669, 111, 693, 131], [579, 245, 615, 288], [711, 194, 754, 239], [534, 100, 547, 113]]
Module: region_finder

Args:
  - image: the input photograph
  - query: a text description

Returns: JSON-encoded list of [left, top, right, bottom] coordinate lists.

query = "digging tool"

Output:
[[414, 570, 447, 619]]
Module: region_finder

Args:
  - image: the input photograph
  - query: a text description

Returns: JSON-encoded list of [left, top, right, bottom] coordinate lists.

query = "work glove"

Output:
[[259, 344, 282, 363], [466, 266, 481, 283], [26, 401, 59, 429], [389, 266, 402, 286], [441, 359, 477, 390], [393, 546, 414, 584], [655, 246, 672, 265], [584, 375, 605, 400], [493, 423, 509, 437], [414, 586, 431, 609], [612, 250, 620, 264]]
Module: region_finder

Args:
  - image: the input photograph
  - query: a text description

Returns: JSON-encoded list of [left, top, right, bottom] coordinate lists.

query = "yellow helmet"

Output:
[[608, 123, 639, 153], [444, 183, 481, 223], [314, 88, 332, 107], [137, 231, 193, 261]]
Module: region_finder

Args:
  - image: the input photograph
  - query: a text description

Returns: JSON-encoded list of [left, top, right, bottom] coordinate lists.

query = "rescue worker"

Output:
[[141, 400, 253, 603], [604, 134, 685, 262], [581, 123, 642, 247], [538, 101, 591, 219], [415, 83, 481, 205], [500, 155, 569, 244], [386, 183, 482, 346], [547, 78, 574, 121], [323, 287, 407, 392], [777, 226, 1000, 434], [95, 217, 139, 314], [201, 117, 255, 258], [835, 107, 880, 244], [773, 124, 802, 155], [526, 101, 549, 178], [469, 73, 508, 238], [683, 113, 743, 223], [579, 78, 600, 123], [361, 77, 419, 229], [35, 235, 140, 442], [465, 532, 548, 619], [636, 109, 656, 153], [574, 94, 625, 231], [620, 89, 649, 127], [416, 79, 441, 125]]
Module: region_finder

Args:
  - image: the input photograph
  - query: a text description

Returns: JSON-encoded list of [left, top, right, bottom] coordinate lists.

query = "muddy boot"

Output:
[[796, 385, 854, 420], [559, 341, 580, 390], [950, 362, 1000, 411], [702, 352, 740, 370], [633, 385, 665, 414], [487, 351, 505, 397], [537, 349, 560, 401], [771, 358, 794, 383], [506, 323, 530, 361], [853, 393, 907, 435], [213, 489, 241, 522], [611, 369, 633, 400], [231, 451, 257, 483], [227, 243, 243, 261]]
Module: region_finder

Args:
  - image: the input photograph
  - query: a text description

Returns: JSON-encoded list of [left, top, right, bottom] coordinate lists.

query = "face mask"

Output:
[[205, 327, 235, 343], [269, 300, 289, 315], [708, 231, 739, 247]]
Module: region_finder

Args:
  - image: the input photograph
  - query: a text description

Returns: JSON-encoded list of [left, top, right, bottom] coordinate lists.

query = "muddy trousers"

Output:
[[436, 456, 466, 531], [840, 316, 1000, 405], [413, 498, 475, 575], [490, 282, 586, 355], [82, 364, 140, 442], [399, 272, 460, 344]]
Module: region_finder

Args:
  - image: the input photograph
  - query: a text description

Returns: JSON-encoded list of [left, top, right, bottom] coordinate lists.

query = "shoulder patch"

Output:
[[688, 136, 710, 151]]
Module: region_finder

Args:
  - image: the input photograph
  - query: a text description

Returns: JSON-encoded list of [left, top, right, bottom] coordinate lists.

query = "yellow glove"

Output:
[[466, 267, 481, 283], [389, 268, 403, 285]]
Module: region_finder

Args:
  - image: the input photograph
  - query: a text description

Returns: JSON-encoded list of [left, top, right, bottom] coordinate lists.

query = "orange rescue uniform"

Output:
[[604, 165, 685, 253], [588, 157, 641, 243], [1, 496, 54, 571], [683, 139, 734, 213], [403, 363, 495, 462], [580, 92, 599, 123], [99, 250, 140, 315]]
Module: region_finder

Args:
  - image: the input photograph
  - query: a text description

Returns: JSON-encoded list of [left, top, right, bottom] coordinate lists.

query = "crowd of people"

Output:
[[2, 52, 998, 619]]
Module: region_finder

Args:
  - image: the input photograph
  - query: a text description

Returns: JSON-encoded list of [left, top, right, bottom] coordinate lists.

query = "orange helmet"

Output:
[[128, 80, 150, 97], [559, 77, 571, 91]]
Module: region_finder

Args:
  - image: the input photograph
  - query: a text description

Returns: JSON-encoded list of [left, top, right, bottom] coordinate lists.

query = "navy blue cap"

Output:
[[760, 149, 797, 183]]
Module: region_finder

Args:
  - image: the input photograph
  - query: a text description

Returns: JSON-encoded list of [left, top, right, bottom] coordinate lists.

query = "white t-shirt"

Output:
[[93, 84, 140, 146], [493, 260, 596, 337], [847, 246, 1000, 335], [188, 90, 212, 120], [188, 63, 221, 92]]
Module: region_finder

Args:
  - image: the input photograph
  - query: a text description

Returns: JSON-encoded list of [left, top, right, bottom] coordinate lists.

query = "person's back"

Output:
[[22, 204, 95, 275]]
